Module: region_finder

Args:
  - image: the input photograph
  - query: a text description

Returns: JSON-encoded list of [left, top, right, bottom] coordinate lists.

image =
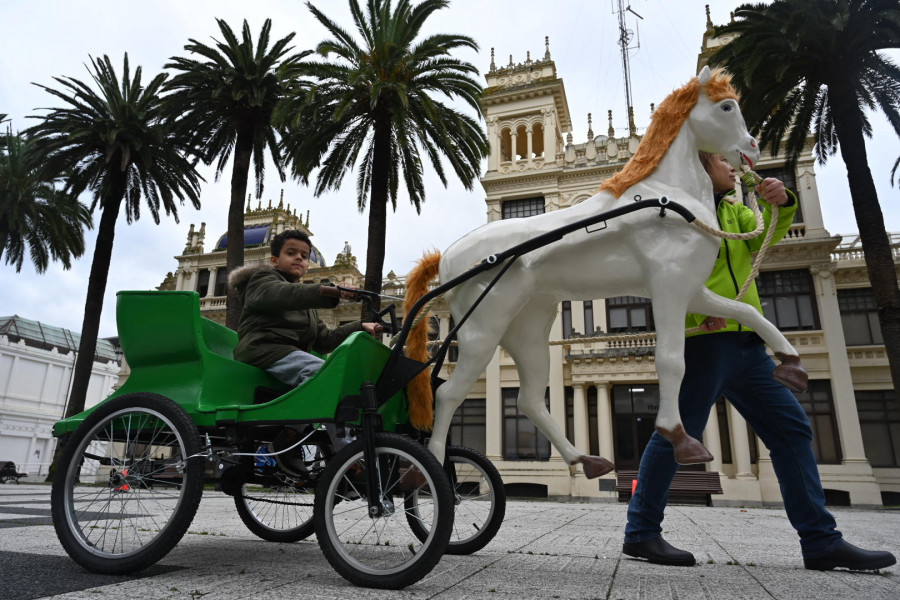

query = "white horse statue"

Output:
[[403, 67, 807, 477]]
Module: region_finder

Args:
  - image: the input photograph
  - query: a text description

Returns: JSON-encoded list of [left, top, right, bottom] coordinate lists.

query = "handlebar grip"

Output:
[[319, 285, 343, 298]]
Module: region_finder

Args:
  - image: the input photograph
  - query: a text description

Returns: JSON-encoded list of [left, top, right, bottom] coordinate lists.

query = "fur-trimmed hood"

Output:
[[228, 263, 270, 291]]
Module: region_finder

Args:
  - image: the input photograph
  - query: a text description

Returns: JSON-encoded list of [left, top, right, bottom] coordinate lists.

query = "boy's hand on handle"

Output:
[[319, 285, 359, 300], [362, 322, 383, 336]]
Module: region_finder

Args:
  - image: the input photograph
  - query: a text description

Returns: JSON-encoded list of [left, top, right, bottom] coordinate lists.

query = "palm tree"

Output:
[[276, 0, 489, 306], [710, 0, 900, 395], [1, 126, 91, 272], [26, 54, 203, 420], [164, 19, 306, 329]]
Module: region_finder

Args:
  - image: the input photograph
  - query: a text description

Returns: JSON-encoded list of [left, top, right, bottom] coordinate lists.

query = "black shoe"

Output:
[[804, 540, 896, 571], [270, 427, 308, 478], [623, 536, 696, 566]]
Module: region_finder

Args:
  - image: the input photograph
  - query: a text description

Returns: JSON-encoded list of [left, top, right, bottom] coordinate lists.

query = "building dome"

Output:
[[214, 225, 328, 268]]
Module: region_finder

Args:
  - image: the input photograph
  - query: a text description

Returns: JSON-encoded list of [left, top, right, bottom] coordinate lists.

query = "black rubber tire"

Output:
[[405, 445, 505, 554], [314, 433, 453, 589], [51, 393, 204, 574], [234, 481, 316, 542]]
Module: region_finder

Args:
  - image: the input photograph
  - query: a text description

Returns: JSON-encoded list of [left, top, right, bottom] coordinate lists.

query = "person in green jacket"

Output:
[[622, 152, 896, 572], [230, 229, 382, 386]]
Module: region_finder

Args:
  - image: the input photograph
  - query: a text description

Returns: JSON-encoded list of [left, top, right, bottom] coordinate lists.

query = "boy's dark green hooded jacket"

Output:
[[229, 265, 363, 369]]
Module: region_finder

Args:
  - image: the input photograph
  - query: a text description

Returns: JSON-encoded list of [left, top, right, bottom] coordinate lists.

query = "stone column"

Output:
[[573, 383, 589, 453], [485, 347, 502, 462], [596, 382, 614, 462], [526, 125, 534, 163], [811, 263, 868, 460], [727, 404, 755, 479], [511, 130, 519, 161], [205, 267, 218, 298], [702, 405, 724, 474], [487, 117, 500, 171]]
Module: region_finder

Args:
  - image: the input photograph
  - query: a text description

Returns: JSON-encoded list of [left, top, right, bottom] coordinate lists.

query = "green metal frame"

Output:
[[53, 291, 408, 436]]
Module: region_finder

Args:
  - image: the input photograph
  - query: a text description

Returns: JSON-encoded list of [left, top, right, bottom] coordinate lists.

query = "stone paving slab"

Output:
[[1, 484, 897, 600]]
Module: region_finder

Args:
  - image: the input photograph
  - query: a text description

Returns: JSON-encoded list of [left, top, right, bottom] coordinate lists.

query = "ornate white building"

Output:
[[166, 11, 898, 508], [0, 317, 121, 476]]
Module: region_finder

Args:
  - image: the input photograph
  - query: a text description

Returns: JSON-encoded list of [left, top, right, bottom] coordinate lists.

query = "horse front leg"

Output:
[[502, 302, 614, 478], [688, 287, 807, 392], [651, 296, 714, 465]]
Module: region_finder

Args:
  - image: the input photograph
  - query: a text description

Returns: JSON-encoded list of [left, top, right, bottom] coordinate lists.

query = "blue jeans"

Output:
[[624, 332, 842, 559]]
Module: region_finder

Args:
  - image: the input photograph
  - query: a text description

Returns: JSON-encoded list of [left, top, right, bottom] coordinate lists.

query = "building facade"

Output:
[[0, 317, 121, 476], [168, 14, 898, 507]]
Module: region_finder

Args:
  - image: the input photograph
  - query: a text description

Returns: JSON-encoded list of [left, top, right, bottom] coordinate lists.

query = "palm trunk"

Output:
[[225, 130, 253, 330], [830, 81, 900, 400], [363, 118, 390, 318], [65, 193, 123, 419], [47, 191, 124, 482]]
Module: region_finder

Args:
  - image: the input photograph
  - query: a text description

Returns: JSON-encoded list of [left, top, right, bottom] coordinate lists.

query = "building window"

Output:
[[607, 296, 654, 333], [502, 197, 545, 219], [196, 269, 210, 296], [503, 387, 551, 460], [743, 166, 804, 223], [796, 380, 842, 464], [758, 270, 819, 331], [838, 288, 883, 346], [450, 398, 486, 456], [856, 390, 899, 467], [611, 384, 660, 469], [214, 268, 228, 297], [584, 300, 595, 336], [561, 301, 573, 339]]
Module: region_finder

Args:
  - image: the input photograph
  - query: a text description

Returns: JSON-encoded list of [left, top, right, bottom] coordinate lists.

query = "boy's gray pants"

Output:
[[265, 350, 353, 449]]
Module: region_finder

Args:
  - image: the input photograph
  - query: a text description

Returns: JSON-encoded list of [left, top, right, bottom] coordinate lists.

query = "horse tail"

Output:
[[404, 251, 441, 431]]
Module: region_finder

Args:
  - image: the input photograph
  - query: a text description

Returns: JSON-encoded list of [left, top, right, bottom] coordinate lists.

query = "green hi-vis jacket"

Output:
[[685, 189, 799, 336], [230, 265, 363, 369]]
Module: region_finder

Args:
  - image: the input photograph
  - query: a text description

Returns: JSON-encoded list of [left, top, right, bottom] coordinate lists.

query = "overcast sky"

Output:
[[1, 0, 898, 338]]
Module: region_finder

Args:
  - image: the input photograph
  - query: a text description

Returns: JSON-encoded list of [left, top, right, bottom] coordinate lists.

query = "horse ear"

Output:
[[698, 65, 711, 86]]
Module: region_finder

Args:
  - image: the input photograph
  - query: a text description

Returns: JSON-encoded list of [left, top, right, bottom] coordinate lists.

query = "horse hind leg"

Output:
[[502, 302, 613, 479], [651, 293, 714, 465]]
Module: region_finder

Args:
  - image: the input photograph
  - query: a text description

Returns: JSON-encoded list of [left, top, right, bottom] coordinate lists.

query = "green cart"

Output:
[[51, 290, 504, 589]]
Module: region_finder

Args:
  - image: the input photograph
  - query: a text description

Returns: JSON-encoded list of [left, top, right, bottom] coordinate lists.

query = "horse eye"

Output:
[[721, 103, 734, 112]]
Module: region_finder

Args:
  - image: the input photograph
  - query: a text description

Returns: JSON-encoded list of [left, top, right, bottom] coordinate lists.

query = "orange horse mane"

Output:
[[403, 251, 442, 430], [600, 69, 739, 198]]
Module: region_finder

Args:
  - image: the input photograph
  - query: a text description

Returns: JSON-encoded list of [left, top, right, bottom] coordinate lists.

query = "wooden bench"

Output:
[[0, 461, 28, 484], [616, 469, 723, 506]]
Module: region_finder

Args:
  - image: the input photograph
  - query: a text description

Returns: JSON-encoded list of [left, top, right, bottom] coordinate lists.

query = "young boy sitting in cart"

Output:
[[229, 230, 382, 470], [230, 229, 381, 384]]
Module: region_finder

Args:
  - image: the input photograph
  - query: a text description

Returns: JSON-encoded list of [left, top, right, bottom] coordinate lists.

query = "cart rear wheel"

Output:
[[235, 480, 316, 542], [51, 393, 204, 574], [314, 433, 453, 589], [405, 445, 505, 554]]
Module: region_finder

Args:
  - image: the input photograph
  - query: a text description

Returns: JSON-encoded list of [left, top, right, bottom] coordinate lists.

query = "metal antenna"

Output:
[[614, 0, 643, 136]]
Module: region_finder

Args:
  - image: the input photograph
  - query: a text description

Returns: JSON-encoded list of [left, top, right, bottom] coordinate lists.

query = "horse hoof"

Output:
[[773, 353, 808, 393], [576, 455, 615, 479], [656, 425, 714, 465]]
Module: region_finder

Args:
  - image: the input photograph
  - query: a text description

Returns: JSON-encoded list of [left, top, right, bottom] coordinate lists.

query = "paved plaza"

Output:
[[1, 483, 897, 599]]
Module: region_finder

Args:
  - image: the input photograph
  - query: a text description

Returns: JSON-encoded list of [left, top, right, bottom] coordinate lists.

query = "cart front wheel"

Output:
[[405, 445, 505, 554], [51, 393, 205, 574], [314, 433, 453, 589]]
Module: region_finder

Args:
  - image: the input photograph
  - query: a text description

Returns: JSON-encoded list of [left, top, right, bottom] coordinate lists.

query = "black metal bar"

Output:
[[359, 381, 384, 518]]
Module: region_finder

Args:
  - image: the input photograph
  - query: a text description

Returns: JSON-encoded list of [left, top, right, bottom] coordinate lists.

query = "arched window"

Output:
[[500, 128, 512, 162], [532, 122, 544, 157]]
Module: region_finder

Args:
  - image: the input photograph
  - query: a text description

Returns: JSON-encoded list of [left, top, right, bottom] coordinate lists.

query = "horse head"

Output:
[[690, 66, 759, 169], [600, 66, 759, 197]]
